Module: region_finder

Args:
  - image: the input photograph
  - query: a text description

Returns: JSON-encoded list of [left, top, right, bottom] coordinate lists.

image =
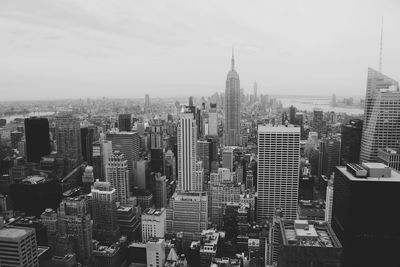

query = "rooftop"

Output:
[[280, 220, 341, 248], [22, 175, 46, 184], [143, 208, 164, 216], [0, 227, 32, 241], [258, 125, 300, 133], [338, 164, 400, 182]]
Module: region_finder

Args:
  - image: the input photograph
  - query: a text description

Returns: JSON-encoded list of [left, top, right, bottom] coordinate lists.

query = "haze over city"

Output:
[[1, 0, 400, 100]]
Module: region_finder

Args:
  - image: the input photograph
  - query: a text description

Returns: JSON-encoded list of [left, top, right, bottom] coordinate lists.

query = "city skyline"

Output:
[[1, 1, 400, 266], [1, 0, 400, 100]]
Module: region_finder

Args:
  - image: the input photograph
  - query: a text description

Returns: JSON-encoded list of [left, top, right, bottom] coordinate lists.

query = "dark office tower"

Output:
[[91, 180, 120, 245], [118, 113, 132, 132], [150, 123, 164, 149], [154, 174, 167, 208], [197, 140, 211, 175], [295, 112, 304, 126], [289, 106, 296, 124], [24, 117, 50, 163], [145, 94, 150, 113], [340, 119, 363, 165], [107, 132, 140, 186], [10, 131, 23, 149], [333, 163, 400, 267], [80, 126, 95, 164], [360, 68, 400, 162], [223, 50, 241, 146], [313, 108, 324, 137], [55, 113, 82, 165], [281, 112, 288, 125], [189, 96, 194, 107], [10, 175, 62, 216], [150, 148, 164, 174], [318, 137, 341, 177]]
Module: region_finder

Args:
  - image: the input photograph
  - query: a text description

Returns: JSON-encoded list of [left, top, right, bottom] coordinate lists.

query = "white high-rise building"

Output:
[[325, 183, 334, 223], [146, 238, 166, 267], [257, 125, 300, 221], [141, 208, 166, 243], [360, 68, 400, 162], [177, 111, 199, 192], [106, 151, 130, 205]]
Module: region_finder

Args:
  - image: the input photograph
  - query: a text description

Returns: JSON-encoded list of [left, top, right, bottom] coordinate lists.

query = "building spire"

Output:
[[379, 16, 384, 72], [231, 46, 235, 70]]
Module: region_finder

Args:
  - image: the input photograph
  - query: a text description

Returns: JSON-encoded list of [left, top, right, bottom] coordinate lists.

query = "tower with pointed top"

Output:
[[360, 68, 400, 162], [223, 49, 241, 146]]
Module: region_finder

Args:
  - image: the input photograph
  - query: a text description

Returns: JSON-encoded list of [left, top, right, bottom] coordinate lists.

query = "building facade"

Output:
[[360, 68, 400, 162], [257, 125, 300, 221], [223, 51, 241, 146]]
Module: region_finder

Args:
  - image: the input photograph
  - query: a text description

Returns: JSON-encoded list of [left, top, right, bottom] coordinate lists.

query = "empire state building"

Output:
[[224, 50, 241, 146]]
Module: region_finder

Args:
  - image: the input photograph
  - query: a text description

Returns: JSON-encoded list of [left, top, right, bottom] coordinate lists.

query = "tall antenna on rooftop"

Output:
[[379, 16, 384, 72]]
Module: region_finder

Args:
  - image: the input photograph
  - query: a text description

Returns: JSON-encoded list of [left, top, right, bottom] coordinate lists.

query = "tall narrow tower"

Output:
[[177, 109, 199, 192], [223, 49, 241, 146]]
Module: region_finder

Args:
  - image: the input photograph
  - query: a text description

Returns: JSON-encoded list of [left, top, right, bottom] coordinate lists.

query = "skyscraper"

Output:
[[80, 125, 96, 164], [177, 111, 198, 192], [91, 180, 120, 245], [208, 103, 218, 136], [92, 140, 113, 181], [58, 196, 93, 265], [82, 165, 94, 194], [118, 113, 132, 132], [154, 175, 167, 208], [318, 137, 341, 177], [55, 112, 82, 166], [141, 208, 166, 242], [166, 192, 208, 246], [106, 131, 140, 186], [332, 163, 400, 266], [340, 119, 363, 165], [360, 68, 400, 162], [150, 123, 164, 149], [312, 108, 324, 137], [257, 125, 300, 221], [24, 117, 50, 163], [223, 50, 241, 146], [289, 106, 296, 125], [210, 168, 240, 228], [145, 94, 150, 113], [106, 151, 130, 205], [0, 226, 39, 267]]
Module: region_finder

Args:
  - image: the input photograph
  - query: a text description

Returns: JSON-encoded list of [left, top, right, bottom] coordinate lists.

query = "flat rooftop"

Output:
[[280, 220, 341, 248], [337, 166, 400, 182], [0, 227, 32, 241], [143, 208, 164, 216], [258, 125, 300, 133]]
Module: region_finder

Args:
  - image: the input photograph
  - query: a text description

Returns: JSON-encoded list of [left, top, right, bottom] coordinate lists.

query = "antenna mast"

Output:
[[379, 16, 383, 72]]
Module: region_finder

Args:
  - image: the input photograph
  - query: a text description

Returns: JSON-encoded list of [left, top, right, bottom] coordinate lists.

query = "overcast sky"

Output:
[[1, 0, 399, 101]]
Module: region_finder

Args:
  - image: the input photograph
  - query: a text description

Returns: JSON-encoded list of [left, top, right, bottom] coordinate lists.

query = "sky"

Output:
[[1, 0, 400, 101]]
